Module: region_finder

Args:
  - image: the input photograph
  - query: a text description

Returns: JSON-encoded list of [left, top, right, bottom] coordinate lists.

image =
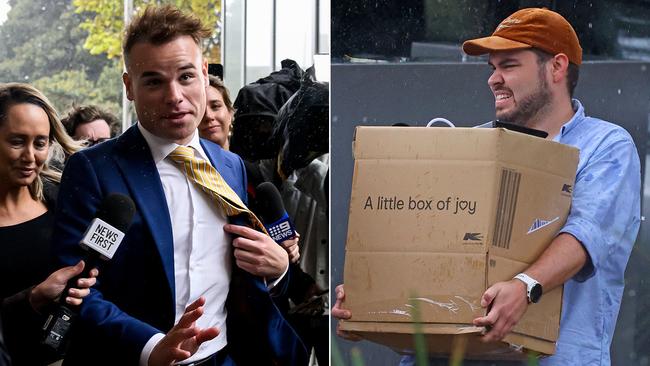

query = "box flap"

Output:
[[498, 128, 579, 178], [353, 127, 578, 178], [353, 126, 500, 161]]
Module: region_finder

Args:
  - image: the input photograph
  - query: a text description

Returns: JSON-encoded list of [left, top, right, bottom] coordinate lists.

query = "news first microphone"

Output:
[[42, 193, 135, 353], [255, 182, 297, 242]]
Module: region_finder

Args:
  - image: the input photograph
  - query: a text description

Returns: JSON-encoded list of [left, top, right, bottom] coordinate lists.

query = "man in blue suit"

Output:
[[53, 5, 307, 366]]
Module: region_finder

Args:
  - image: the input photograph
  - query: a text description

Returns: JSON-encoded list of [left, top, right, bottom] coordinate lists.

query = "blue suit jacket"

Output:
[[53, 126, 307, 365]]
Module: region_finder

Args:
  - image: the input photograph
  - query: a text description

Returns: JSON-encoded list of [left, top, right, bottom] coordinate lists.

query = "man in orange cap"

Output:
[[462, 7, 582, 135], [334, 7, 640, 366], [461, 7, 639, 366]]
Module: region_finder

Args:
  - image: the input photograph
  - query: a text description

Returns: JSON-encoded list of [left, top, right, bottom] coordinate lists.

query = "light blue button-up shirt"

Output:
[[540, 100, 641, 365], [400, 100, 641, 366]]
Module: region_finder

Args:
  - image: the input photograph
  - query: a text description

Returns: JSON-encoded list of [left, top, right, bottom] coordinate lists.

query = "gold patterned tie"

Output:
[[168, 146, 268, 234]]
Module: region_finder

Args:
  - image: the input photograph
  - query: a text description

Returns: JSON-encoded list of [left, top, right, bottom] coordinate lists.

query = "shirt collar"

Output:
[[137, 122, 209, 163], [552, 99, 585, 142]]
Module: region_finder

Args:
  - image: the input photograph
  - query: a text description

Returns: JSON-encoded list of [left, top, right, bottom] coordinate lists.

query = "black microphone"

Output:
[[255, 182, 297, 242], [42, 193, 135, 352]]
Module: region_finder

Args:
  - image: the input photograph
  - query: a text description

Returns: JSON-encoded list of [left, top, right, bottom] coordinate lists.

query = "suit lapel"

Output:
[[200, 139, 237, 190], [113, 126, 175, 295]]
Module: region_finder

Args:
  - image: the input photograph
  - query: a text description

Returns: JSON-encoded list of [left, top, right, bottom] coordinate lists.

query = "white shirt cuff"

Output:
[[139, 333, 165, 366], [266, 263, 289, 289]]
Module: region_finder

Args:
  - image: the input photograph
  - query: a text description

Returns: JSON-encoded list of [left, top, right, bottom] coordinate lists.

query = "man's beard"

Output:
[[496, 69, 551, 128]]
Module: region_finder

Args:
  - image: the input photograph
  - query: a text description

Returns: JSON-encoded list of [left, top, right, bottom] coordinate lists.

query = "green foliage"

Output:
[[0, 0, 65, 61], [32, 63, 120, 116], [95, 59, 123, 110], [0, 0, 92, 82], [73, 0, 222, 60], [0, 0, 223, 120], [350, 347, 365, 366], [527, 351, 540, 366], [33, 69, 97, 112], [409, 295, 430, 366], [74, 0, 124, 59], [331, 337, 347, 366], [0, 0, 118, 116]]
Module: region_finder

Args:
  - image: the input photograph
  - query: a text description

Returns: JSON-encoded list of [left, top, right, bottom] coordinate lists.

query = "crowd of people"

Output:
[[0, 4, 328, 366]]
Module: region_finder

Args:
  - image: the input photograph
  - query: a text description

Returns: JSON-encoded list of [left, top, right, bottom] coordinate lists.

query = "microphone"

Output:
[[42, 193, 135, 352], [255, 182, 297, 242], [77, 193, 135, 260]]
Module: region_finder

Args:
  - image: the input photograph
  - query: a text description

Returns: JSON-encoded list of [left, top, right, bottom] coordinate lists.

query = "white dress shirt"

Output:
[[138, 123, 230, 365]]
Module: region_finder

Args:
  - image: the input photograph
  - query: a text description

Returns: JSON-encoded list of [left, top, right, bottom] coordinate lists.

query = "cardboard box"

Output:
[[340, 126, 579, 359]]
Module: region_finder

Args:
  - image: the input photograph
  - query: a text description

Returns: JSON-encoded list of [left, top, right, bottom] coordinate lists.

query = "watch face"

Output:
[[530, 284, 543, 303]]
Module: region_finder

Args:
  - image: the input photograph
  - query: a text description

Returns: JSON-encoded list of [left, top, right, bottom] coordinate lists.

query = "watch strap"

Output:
[[513, 273, 540, 303]]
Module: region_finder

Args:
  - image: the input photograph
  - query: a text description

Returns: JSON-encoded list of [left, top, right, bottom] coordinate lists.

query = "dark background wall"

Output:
[[331, 61, 650, 365]]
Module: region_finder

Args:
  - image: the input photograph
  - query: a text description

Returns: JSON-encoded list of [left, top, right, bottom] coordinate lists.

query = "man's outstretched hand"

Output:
[[148, 297, 220, 366]]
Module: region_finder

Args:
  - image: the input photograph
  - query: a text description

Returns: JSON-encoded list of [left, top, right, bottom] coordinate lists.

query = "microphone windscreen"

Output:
[[96, 193, 136, 233], [255, 182, 286, 224]]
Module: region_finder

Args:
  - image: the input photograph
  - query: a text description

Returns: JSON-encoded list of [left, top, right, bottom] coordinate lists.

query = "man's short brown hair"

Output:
[[122, 5, 212, 64], [62, 104, 120, 137]]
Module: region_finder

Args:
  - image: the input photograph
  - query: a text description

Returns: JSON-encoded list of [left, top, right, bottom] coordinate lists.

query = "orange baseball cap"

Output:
[[462, 8, 582, 65]]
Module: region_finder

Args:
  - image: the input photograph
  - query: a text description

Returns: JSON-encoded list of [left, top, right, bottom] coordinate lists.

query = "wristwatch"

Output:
[[513, 273, 543, 303]]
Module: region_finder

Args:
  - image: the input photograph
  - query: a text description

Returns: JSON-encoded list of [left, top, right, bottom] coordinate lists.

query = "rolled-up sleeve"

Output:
[[560, 137, 641, 282]]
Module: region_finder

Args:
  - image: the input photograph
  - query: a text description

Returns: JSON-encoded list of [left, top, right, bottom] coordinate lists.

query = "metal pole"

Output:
[[315, 0, 319, 54], [272, 0, 276, 70], [121, 0, 133, 133]]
